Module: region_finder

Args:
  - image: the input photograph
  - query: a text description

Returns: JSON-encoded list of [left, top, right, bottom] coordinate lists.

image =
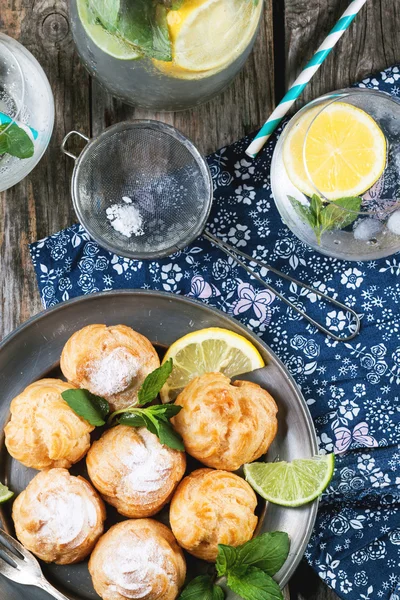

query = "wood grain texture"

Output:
[[284, 0, 400, 110]]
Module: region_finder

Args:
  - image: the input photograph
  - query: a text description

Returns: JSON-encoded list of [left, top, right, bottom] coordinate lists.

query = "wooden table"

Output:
[[1, 1, 400, 598]]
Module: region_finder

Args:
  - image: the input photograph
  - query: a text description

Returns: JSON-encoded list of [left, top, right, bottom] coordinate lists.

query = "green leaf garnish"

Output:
[[227, 567, 283, 600], [117, 404, 184, 450], [116, 0, 172, 61], [216, 544, 239, 577], [216, 533, 289, 579], [235, 532, 290, 576], [288, 194, 362, 244], [0, 123, 34, 159], [89, 0, 120, 28], [138, 358, 173, 405], [61, 389, 110, 426], [178, 576, 225, 600], [178, 532, 290, 599]]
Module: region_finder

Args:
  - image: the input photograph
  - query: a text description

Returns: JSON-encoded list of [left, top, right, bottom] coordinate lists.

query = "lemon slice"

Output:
[[244, 454, 335, 507], [77, 0, 142, 60], [166, 0, 262, 73], [283, 102, 387, 200], [160, 327, 265, 403]]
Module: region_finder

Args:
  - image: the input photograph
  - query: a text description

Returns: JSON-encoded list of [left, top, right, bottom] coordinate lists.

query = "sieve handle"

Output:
[[203, 230, 361, 343], [61, 130, 90, 160]]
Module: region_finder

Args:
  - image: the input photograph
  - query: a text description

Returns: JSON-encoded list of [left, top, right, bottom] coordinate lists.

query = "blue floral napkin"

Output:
[[30, 66, 400, 600]]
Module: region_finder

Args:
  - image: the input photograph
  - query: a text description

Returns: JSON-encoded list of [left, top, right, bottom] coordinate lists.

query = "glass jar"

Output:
[[69, 0, 264, 111], [0, 33, 54, 192], [271, 89, 400, 261]]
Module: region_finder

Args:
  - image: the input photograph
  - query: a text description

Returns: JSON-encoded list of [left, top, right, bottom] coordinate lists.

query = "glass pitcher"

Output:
[[69, 0, 264, 111]]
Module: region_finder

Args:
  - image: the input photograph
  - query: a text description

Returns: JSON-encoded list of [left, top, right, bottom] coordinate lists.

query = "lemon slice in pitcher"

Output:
[[166, 0, 262, 73], [283, 102, 387, 200], [160, 327, 264, 403]]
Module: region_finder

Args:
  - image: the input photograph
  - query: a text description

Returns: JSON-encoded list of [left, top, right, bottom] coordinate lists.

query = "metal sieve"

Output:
[[62, 120, 360, 342], [61, 120, 212, 260]]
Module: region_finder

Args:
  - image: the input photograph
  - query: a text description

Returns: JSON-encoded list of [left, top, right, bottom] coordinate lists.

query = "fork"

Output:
[[0, 528, 69, 599]]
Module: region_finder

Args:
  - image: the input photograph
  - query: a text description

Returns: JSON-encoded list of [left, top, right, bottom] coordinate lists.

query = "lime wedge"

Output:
[[244, 454, 335, 507], [0, 482, 14, 504], [77, 0, 142, 60]]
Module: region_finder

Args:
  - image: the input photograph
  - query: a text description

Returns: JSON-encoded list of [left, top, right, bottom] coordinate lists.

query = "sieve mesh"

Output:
[[71, 121, 213, 259]]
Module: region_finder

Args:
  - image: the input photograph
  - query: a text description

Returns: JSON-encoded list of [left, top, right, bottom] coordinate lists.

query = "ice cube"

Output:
[[353, 218, 383, 241], [387, 210, 400, 236]]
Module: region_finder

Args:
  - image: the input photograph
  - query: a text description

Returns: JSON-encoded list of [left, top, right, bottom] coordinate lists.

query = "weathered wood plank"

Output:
[[90, 0, 275, 155], [0, 0, 90, 338], [284, 0, 400, 111]]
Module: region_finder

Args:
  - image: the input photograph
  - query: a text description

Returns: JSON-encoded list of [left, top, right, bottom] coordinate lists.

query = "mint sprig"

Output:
[[61, 360, 183, 450], [61, 389, 110, 426], [288, 194, 362, 244], [179, 532, 290, 600], [0, 123, 34, 159]]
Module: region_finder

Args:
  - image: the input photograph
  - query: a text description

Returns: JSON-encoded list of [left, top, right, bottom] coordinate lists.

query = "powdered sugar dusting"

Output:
[[35, 492, 97, 546], [106, 196, 144, 238], [121, 428, 173, 494], [86, 347, 140, 396], [103, 535, 173, 598]]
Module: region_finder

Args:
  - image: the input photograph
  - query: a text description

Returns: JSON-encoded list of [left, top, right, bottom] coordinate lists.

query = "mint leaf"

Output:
[[0, 123, 34, 159], [157, 420, 185, 450], [227, 567, 283, 600], [236, 532, 290, 576], [61, 389, 110, 426], [179, 576, 225, 600], [309, 194, 323, 227], [117, 1, 172, 61], [320, 196, 362, 233], [216, 544, 239, 577], [287, 196, 315, 227], [89, 0, 120, 28], [118, 412, 148, 427], [138, 359, 173, 405]]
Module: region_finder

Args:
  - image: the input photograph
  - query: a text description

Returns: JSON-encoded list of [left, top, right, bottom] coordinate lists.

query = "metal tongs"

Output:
[[204, 231, 361, 342]]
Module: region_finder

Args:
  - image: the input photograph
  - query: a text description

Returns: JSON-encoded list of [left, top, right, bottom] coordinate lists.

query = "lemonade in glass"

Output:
[[69, 0, 263, 111], [271, 89, 400, 261]]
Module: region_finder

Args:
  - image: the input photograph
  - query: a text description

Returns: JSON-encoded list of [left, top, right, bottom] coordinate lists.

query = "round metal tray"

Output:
[[0, 290, 318, 599]]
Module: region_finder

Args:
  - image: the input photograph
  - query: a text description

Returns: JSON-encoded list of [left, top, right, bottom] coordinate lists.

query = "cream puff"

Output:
[[172, 372, 278, 470], [4, 379, 94, 470], [86, 425, 186, 518], [12, 468, 106, 565], [89, 519, 186, 600], [60, 324, 160, 412], [170, 468, 258, 562]]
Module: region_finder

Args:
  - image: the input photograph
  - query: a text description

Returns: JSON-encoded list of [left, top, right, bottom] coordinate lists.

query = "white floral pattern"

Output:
[[30, 66, 400, 600]]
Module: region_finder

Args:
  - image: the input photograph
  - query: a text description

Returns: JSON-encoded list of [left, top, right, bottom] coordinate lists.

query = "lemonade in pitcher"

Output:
[[69, 0, 263, 110]]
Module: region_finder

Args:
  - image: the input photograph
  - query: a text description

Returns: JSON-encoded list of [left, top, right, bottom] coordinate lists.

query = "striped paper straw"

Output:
[[0, 111, 38, 140], [246, 0, 368, 158]]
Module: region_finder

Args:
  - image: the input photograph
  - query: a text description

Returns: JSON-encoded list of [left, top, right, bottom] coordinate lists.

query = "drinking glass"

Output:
[[0, 33, 54, 192], [271, 89, 400, 261], [69, 0, 264, 111]]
